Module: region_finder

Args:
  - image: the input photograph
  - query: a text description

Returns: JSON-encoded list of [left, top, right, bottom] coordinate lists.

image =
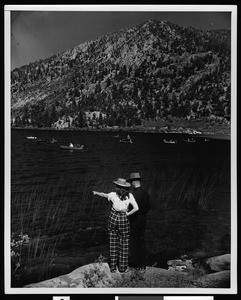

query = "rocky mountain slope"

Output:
[[11, 19, 231, 130]]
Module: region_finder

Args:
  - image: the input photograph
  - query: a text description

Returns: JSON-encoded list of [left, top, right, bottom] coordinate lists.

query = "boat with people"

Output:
[[26, 136, 37, 140], [119, 139, 133, 144], [163, 139, 177, 144], [119, 134, 133, 144], [60, 144, 84, 150], [183, 138, 196, 143]]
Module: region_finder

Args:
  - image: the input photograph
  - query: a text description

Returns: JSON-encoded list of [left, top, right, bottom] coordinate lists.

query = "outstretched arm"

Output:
[[93, 191, 109, 198]]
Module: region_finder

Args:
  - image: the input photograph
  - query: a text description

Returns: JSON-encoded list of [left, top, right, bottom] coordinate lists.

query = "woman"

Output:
[[93, 178, 139, 273]]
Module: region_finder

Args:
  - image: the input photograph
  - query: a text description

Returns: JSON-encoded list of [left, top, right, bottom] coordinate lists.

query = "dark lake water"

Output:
[[10, 129, 231, 286]]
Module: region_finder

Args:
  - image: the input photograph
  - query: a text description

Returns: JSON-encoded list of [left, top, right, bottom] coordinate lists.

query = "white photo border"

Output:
[[4, 4, 237, 295]]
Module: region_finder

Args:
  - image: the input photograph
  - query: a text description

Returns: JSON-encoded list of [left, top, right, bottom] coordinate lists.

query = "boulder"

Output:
[[206, 254, 231, 272], [167, 258, 194, 271], [197, 270, 230, 288], [168, 265, 187, 271]]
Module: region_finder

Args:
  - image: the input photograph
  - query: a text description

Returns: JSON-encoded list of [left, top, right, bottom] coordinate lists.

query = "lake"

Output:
[[10, 128, 231, 286]]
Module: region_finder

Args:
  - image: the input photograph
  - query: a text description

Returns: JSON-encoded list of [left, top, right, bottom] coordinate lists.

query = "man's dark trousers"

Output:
[[129, 215, 147, 269], [129, 186, 150, 269]]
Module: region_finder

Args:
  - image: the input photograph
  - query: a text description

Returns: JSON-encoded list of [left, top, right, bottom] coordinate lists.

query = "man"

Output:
[[127, 172, 150, 270]]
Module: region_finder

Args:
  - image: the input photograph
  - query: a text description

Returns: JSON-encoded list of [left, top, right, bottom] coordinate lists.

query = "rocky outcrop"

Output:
[[24, 262, 193, 288], [24, 254, 231, 288], [205, 254, 231, 272], [197, 270, 230, 288], [167, 258, 194, 271]]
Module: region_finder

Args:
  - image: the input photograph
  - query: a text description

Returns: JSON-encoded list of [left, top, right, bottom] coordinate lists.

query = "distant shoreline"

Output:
[[11, 126, 231, 140], [198, 134, 230, 140]]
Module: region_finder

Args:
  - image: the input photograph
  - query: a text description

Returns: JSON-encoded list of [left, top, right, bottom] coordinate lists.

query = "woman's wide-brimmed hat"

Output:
[[127, 172, 142, 182], [113, 178, 131, 188]]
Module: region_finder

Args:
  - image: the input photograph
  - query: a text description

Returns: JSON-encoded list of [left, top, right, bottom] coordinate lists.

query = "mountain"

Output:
[[11, 19, 231, 130]]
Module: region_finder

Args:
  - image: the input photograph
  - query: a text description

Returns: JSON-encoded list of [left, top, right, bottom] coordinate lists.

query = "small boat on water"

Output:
[[113, 135, 120, 138], [163, 139, 177, 144], [183, 138, 196, 143], [119, 139, 133, 144], [60, 145, 84, 150], [119, 134, 133, 144], [27, 136, 37, 140]]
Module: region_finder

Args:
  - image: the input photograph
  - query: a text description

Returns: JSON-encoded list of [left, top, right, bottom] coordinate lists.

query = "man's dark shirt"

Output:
[[129, 187, 150, 223]]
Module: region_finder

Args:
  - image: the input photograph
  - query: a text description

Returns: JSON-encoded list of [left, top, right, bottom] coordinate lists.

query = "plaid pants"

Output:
[[108, 208, 130, 272]]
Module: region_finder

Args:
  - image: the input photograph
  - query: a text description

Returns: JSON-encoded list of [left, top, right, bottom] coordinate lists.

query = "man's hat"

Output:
[[128, 172, 142, 182], [113, 178, 131, 188]]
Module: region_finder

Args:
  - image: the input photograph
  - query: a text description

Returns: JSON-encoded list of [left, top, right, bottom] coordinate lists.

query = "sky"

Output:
[[10, 9, 232, 70]]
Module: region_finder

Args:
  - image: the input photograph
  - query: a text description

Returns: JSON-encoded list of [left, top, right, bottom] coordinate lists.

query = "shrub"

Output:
[[81, 254, 113, 288], [11, 232, 30, 279]]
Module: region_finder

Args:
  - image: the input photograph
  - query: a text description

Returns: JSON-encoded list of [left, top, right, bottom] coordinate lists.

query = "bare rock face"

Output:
[[205, 254, 231, 272]]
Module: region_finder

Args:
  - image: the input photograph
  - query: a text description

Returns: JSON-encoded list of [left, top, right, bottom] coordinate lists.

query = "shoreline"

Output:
[[11, 126, 231, 140]]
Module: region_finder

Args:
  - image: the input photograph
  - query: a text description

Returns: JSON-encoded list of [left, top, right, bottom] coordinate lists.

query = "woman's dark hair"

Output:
[[116, 186, 130, 200]]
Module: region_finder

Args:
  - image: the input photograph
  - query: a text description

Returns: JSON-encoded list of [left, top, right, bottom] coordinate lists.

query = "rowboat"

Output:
[[119, 139, 133, 144], [27, 136, 37, 139], [163, 139, 177, 144], [60, 145, 84, 150]]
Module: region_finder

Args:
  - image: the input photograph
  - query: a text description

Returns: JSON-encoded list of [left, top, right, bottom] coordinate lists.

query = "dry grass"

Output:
[[10, 171, 112, 285]]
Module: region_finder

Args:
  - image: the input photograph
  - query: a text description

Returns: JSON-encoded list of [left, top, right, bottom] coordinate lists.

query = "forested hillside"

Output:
[[11, 19, 231, 130]]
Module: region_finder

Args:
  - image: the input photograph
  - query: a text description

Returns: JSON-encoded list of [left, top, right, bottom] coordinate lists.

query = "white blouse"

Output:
[[107, 192, 137, 212]]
